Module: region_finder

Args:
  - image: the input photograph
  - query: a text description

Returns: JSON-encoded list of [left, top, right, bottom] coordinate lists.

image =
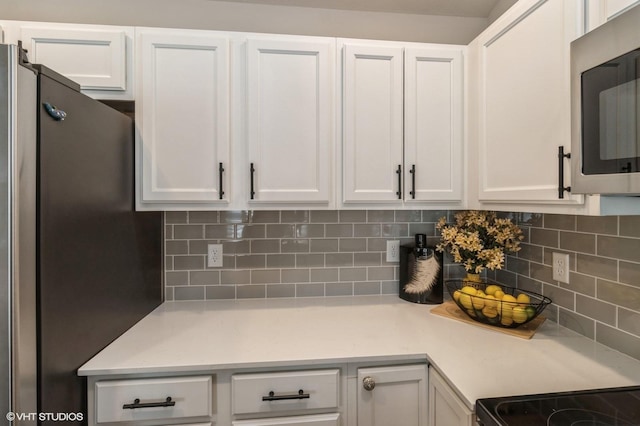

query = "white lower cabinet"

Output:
[[427, 367, 474, 426], [92, 375, 213, 425], [354, 364, 428, 426], [232, 414, 340, 426], [89, 362, 445, 426]]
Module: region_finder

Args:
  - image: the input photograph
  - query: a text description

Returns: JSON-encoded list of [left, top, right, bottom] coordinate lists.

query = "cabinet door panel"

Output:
[[475, 0, 583, 204], [428, 368, 473, 426], [405, 47, 463, 202], [232, 413, 339, 426], [21, 26, 127, 91], [343, 44, 404, 203], [247, 38, 333, 203], [357, 364, 427, 426], [138, 30, 229, 203]]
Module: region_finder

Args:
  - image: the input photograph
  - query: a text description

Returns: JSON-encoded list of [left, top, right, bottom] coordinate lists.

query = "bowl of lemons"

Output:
[[445, 280, 552, 328]]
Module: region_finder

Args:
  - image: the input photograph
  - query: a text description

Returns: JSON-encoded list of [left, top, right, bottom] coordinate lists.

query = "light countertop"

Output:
[[79, 295, 640, 409]]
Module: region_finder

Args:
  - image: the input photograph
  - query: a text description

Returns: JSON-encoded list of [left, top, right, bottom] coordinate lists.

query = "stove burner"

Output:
[[547, 409, 637, 426]]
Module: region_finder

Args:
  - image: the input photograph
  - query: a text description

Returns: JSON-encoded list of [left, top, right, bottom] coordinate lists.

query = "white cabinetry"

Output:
[[245, 37, 334, 205], [586, 0, 640, 30], [91, 375, 213, 425], [136, 28, 230, 209], [341, 41, 463, 206], [468, 0, 584, 209], [354, 364, 428, 426], [427, 367, 473, 426], [1, 21, 134, 100]]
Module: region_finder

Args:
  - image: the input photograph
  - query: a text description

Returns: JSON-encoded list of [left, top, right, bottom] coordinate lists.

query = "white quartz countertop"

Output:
[[79, 295, 640, 408]]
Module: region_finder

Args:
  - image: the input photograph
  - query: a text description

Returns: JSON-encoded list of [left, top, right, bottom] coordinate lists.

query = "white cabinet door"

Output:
[[232, 413, 340, 426], [356, 364, 427, 426], [137, 29, 230, 206], [404, 47, 463, 203], [19, 24, 133, 99], [246, 37, 334, 204], [427, 367, 473, 426], [342, 43, 404, 203], [472, 0, 583, 205]]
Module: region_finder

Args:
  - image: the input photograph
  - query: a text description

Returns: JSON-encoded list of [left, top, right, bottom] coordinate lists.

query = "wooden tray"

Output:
[[431, 301, 546, 339]]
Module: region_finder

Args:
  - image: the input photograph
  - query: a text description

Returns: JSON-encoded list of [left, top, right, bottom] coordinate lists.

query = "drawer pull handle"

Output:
[[122, 397, 176, 409], [262, 389, 310, 401]]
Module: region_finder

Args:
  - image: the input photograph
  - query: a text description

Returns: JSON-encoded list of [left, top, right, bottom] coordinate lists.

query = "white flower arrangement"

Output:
[[436, 211, 523, 274]]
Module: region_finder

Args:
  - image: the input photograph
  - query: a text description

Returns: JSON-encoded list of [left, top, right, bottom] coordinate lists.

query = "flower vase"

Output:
[[464, 273, 482, 284]]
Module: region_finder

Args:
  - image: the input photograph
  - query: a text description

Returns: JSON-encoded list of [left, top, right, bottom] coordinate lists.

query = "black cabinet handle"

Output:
[[558, 146, 571, 199], [123, 397, 175, 409], [250, 163, 256, 200], [219, 162, 225, 200], [396, 164, 402, 199], [262, 389, 310, 401], [409, 164, 416, 199]]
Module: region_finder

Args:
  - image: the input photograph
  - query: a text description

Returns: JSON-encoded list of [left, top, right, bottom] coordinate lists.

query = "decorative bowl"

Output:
[[445, 280, 552, 329]]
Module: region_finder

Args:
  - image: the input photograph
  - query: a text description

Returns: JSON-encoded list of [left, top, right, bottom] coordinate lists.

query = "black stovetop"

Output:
[[476, 386, 640, 426]]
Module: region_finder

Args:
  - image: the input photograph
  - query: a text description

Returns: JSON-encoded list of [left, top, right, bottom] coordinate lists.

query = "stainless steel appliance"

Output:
[[476, 386, 640, 425], [571, 4, 640, 194], [1, 43, 162, 423]]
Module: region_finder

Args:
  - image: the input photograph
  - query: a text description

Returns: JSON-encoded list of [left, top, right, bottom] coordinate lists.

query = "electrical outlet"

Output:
[[386, 240, 400, 262], [207, 244, 223, 268], [552, 252, 570, 283]]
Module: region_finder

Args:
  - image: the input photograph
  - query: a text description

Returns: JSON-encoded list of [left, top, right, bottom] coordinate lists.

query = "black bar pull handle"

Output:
[[219, 162, 225, 200], [250, 163, 256, 200], [262, 389, 310, 401], [558, 146, 571, 199], [409, 164, 416, 199], [123, 397, 175, 409], [396, 164, 402, 199]]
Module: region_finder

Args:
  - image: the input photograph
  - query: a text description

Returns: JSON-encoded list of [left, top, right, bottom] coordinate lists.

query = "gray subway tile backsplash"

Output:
[[164, 210, 640, 362]]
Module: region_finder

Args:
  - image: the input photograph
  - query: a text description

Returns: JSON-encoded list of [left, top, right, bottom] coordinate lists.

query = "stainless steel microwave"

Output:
[[571, 5, 640, 195]]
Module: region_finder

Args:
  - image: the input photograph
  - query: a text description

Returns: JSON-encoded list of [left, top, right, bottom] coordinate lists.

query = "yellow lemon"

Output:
[[484, 294, 498, 309], [453, 290, 461, 302], [500, 316, 514, 326], [494, 290, 505, 300], [459, 293, 473, 310], [516, 293, 531, 307], [482, 306, 498, 319], [461, 286, 478, 296], [512, 306, 528, 323], [485, 284, 502, 296], [466, 309, 477, 317], [472, 295, 485, 310]]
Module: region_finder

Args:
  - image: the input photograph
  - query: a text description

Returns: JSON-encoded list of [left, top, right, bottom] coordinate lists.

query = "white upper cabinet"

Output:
[[341, 41, 464, 206], [343, 43, 404, 203], [586, 0, 640, 30], [17, 23, 134, 100], [245, 37, 334, 205], [136, 28, 230, 208], [469, 0, 584, 207], [404, 47, 463, 203]]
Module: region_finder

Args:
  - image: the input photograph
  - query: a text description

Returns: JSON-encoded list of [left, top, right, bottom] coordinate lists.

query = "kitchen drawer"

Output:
[[232, 413, 340, 426], [95, 375, 213, 423], [231, 369, 339, 415]]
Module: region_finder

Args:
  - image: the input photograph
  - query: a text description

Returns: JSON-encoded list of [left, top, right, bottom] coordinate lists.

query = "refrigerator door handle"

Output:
[[43, 102, 67, 121]]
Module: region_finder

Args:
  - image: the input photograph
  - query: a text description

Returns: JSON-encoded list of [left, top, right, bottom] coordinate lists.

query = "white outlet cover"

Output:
[[552, 252, 570, 283], [386, 240, 400, 262], [207, 244, 223, 268]]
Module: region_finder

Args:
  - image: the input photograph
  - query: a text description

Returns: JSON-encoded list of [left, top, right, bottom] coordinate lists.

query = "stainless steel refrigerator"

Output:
[[1, 43, 163, 424]]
